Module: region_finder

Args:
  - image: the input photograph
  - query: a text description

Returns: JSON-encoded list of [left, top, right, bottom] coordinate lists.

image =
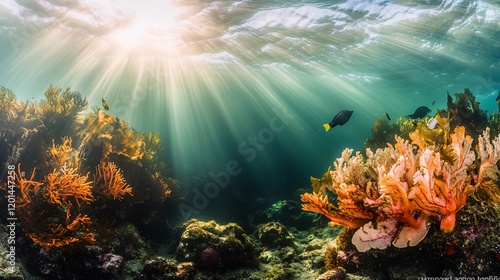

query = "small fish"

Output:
[[427, 116, 438, 129], [102, 98, 110, 111], [385, 112, 391, 121], [432, 100, 435, 105], [323, 110, 353, 132], [407, 106, 431, 119]]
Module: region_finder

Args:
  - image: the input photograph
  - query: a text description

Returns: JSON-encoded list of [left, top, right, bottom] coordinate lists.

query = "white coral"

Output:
[[477, 127, 500, 186], [478, 127, 500, 165]]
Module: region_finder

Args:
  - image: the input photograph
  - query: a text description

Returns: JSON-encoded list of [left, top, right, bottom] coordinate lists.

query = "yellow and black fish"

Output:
[[323, 110, 353, 132], [102, 98, 110, 111]]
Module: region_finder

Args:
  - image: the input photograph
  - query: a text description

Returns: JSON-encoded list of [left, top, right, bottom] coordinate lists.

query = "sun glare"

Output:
[[106, 0, 183, 51]]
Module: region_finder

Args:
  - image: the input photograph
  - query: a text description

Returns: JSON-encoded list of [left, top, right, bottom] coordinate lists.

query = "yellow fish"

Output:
[[102, 98, 110, 110]]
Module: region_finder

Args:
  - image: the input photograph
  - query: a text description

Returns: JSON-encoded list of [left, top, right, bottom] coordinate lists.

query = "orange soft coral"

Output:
[[29, 214, 95, 250], [302, 149, 376, 229], [94, 161, 132, 200], [49, 136, 80, 169], [14, 164, 43, 209], [302, 125, 496, 251], [301, 192, 369, 229], [45, 165, 93, 206], [409, 127, 475, 232]]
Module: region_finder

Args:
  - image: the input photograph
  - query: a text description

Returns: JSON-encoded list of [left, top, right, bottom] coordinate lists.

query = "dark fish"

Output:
[[432, 100, 435, 105], [323, 110, 353, 132], [407, 106, 431, 119], [102, 98, 110, 110], [385, 112, 391, 121], [496, 91, 500, 102]]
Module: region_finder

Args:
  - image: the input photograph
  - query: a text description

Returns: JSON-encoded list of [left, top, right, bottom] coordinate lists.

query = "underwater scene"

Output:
[[1, 0, 500, 279]]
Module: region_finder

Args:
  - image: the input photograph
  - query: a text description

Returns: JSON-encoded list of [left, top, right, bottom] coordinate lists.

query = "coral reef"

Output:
[[13, 163, 96, 251], [302, 125, 500, 251], [3, 85, 500, 279], [303, 88, 500, 277], [0, 86, 179, 279]]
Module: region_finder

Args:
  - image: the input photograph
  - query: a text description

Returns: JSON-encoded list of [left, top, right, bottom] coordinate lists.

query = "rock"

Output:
[[141, 257, 195, 280], [175, 219, 258, 270], [256, 222, 295, 248]]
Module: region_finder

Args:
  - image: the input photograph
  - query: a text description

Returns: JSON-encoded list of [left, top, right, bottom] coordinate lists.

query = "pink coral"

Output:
[[302, 126, 500, 251]]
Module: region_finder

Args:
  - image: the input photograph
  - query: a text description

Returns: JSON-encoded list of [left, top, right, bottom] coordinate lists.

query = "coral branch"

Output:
[[49, 136, 79, 169], [45, 165, 93, 207], [476, 127, 500, 187], [15, 164, 43, 209], [29, 214, 95, 250], [301, 192, 368, 229], [94, 161, 132, 200]]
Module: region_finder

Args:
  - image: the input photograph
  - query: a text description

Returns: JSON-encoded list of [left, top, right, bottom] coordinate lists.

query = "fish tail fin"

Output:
[[323, 123, 330, 132]]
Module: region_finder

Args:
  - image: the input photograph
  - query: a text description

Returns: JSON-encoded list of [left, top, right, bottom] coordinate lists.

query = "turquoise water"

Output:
[[1, 0, 500, 220]]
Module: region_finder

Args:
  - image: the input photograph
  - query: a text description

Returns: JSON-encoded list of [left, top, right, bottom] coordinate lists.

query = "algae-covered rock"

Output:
[[256, 222, 295, 248], [141, 257, 195, 280], [175, 219, 258, 270]]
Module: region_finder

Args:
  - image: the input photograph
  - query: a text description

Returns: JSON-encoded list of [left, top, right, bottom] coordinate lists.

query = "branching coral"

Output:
[[0, 86, 18, 122], [46, 165, 93, 206], [15, 164, 43, 209], [29, 213, 96, 250], [40, 85, 88, 116], [77, 110, 160, 162], [12, 164, 96, 251], [476, 127, 500, 186], [152, 171, 173, 201], [302, 149, 376, 229], [94, 161, 132, 200], [302, 125, 500, 252], [49, 136, 80, 169], [409, 127, 475, 232], [1, 85, 178, 255]]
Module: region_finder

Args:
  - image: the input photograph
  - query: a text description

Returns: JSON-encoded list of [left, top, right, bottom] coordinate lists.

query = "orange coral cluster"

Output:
[[302, 126, 500, 251], [15, 164, 43, 209], [302, 192, 369, 229], [13, 164, 96, 250], [94, 161, 133, 200], [29, 214, 96, 250], [46, 165, 93, 206], [77, 109, 160, 161], [49, 136, 79, 169]]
